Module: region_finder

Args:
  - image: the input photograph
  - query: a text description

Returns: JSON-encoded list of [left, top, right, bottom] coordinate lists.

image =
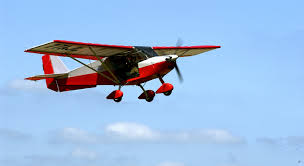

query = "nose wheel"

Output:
[[163, 90, 172, 96], [156, 76, 174, 96]]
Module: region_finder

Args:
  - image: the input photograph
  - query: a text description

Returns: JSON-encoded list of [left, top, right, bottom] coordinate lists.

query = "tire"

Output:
[[145, 97, 154, 102], [163, 90, 172, 96], [114, 97, 122, 102]]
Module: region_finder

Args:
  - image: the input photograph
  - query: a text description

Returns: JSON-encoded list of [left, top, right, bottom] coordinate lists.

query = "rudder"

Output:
[[42, 55, 69, 91], [42, 55, 69, 74], [41, 55, 95, 92]]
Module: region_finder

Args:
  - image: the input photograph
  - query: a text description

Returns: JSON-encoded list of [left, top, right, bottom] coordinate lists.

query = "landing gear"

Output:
[[144, 90, 155, 102], [137, 84, 155, 102], [114, 97, 122, 102], [146, 97, 153, 102], [156, 76, 174, 96], [109, 76, 174, 102], [163, 90, 172, 96], [107, 85, 123, 102]]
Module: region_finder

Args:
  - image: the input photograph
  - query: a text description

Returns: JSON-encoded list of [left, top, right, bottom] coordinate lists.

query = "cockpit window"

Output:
[[134, 46, 159, 58], [106, 56, 139, 81]]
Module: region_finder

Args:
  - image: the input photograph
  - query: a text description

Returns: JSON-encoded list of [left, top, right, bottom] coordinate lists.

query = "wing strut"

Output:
[[88, 46, 121, 84], [65, 54, 119, 84]]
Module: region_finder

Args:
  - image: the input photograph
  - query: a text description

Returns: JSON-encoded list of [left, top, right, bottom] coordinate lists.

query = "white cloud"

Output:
[[194, 129, 243, 144], [8, 79, 45, 91], [51, 123, 245, 145], [105, 122, 160, 140], [61, 128, 98, 143], [71, 148, 97, 160], [52, 128, 98, 144], [256, 137, 278, 145], [157, 161, 185, 166], [257, 136, 304, 151], [0, 79, 48, 96], [0, 128, 31, 141], [105, 122, 244, 144]]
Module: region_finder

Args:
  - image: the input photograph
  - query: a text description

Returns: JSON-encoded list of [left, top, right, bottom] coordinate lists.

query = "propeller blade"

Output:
[[176, 38, 184, 47], [175, 38, 184, 55], [173, 62, 183, 83]]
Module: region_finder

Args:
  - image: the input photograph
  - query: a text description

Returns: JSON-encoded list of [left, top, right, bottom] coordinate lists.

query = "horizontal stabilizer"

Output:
[[25, 73, 68, 81]]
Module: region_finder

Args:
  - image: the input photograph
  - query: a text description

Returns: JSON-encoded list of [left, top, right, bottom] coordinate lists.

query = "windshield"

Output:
[[134, 46, 158, 58]]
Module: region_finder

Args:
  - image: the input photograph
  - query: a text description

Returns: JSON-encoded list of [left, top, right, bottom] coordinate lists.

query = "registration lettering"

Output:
[[46, 44, 83, 52]]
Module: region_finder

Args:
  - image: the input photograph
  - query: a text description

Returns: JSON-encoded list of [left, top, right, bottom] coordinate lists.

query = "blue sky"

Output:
[[1, 0, 304, 166]]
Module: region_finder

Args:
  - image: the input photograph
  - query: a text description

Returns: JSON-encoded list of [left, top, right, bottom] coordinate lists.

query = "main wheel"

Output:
[[145, 97, 154, 102], [163, 90, 172, 96], [114, 97, 122, 102]]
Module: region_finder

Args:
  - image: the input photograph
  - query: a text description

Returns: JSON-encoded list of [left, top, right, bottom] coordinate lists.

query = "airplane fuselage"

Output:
[[53, 55, 178, 88]]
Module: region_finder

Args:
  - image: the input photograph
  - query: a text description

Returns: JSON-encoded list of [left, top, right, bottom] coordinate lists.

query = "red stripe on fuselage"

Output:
[[126, 60, 174, 85]]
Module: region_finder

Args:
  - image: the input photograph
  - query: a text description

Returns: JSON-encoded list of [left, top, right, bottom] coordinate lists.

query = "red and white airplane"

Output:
[[25, 40, 220, 102]]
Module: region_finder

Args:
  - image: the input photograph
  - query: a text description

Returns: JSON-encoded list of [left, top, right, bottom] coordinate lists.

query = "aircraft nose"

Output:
[[167, 55, 178, 61]]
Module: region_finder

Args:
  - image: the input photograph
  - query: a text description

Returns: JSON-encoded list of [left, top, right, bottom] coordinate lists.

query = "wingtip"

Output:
[[25, 76, 40, 81], [24, 77, 34, 81]]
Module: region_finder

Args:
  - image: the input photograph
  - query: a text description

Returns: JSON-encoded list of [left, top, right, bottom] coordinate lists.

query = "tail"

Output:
[[42, 55, 69, 75], [26, 55, 96, 92], [42, 55, 69, 91]]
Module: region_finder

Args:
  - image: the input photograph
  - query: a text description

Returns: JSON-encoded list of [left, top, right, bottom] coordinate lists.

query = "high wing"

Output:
[[152, 45, 221, 57], [25, 40, 134, 60], [25, 40, 220, 59]]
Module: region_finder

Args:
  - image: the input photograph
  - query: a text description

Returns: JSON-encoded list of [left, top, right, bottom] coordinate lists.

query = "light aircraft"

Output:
[[25, 40, 220, 102]]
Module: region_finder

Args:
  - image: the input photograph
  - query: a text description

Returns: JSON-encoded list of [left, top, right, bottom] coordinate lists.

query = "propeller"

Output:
[[165, 38, 185, 83], [175, 38, 184, 82], [173, 60, 183, 82], [175, 37, 184, 47]]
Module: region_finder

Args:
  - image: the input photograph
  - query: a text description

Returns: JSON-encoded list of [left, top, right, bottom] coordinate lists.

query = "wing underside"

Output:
[[25, 40, 134, 60], [153, 46, 220, 57], [25, 40, 221, 60]]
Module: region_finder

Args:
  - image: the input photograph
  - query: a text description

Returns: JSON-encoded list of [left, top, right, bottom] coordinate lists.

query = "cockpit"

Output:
[[105, 46, 159, 81]]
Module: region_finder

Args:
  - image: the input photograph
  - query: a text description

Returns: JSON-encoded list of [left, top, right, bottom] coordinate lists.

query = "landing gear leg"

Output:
[[159, 75, 165, 84]]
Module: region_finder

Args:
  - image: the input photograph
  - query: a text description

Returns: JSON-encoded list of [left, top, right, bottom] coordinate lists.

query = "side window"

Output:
[[107, 56, 139, 81], [135, 54, 147, 62]]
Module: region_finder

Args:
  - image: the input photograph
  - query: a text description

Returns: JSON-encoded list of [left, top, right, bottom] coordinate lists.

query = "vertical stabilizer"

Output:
[[41, 55, 95, 92], [42, 55, 69, 91], [42, 55, 69, 74]]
